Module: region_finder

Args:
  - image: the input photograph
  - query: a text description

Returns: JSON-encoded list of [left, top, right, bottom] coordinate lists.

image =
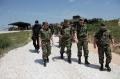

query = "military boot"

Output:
[[60, 53, 64, 59], [43, 59, 47, 67], [99, 63, 104, 71], [78, 57, 81, 64], [68, 55, 71, 64], [36, 49, 39, 54], [85, 57, 90, 65], [105, 64, 111, 72], [47, 57, 49, 63]]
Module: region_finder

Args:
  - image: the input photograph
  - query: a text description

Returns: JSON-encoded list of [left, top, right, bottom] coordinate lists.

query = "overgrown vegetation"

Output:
[[0, 31, 31, 57]]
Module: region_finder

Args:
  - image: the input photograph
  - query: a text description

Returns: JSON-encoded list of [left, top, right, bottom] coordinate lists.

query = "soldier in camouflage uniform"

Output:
[[39, 22, 53, 67], [74, 19, 90, 65], [32, 20, 41, 53], [60, 20, 74, 63], [94, 23, 114, 71]]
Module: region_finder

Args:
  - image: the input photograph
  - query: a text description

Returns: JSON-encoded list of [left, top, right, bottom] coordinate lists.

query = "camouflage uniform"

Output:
[[75, 24, 90, 64], [39, 28, 52, 60], [76, 25, 89, 57], [32, 23, 41, 51], [94, 30, 112, 65], [60, 25, 73, 62]]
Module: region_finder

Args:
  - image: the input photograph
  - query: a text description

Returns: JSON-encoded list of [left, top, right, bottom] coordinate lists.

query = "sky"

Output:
[[0, 0, 120, 29]]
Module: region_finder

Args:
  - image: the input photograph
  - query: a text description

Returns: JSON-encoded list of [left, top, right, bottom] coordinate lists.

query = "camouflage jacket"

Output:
[[39, 28, 52, 41], [76, 25, 88, 38], [61, 26, 73, 40]]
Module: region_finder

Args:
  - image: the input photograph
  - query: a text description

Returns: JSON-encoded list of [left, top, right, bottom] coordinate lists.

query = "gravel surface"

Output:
[[0, 36, 120, 79]]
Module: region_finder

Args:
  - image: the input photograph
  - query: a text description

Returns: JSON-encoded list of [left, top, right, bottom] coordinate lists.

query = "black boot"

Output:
[[36, 49, 39, 54], [68, 56, 71, 64], [85, 57, 90, 65], [78, 57, 81, 64], [60, 53, 64, 59], [105, 64, 111, 72], [99, 63, 104, 71], [47, 57, 49, 63], [43, 59, 47, 67]]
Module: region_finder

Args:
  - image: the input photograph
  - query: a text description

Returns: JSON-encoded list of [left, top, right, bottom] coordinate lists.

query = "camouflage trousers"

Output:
[[41, 40, 51, 60], [77, 37, 89, 57], [59, 37, 62, 47], [32, 36, 39, 50], [97, 44, 112, 64], [60, 38, 72, 57]]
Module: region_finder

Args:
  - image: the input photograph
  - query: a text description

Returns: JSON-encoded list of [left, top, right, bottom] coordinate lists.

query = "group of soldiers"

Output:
[[32, 19, 114, 72]]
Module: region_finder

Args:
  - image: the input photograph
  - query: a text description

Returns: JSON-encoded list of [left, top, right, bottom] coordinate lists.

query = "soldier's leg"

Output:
[[59, 37, 61, 47], [46, 41, 51, 62], [77, 40, 83, 64], [98, 47, 104, 70], [83, 39, 90, 64], [60, 45, 65, 59], [60, 39, 65, 59], [36, 37, 40, 50], [105, 46, 112, 71], [66, 42, 72, 63], [32, 37, 37, 49], [41, 42, 47, 67]]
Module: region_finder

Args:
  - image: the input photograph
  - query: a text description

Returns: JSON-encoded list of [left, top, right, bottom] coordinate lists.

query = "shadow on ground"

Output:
[[52, 56, 83, 64], [34, 59, 43, 65], [52, 56, 100, 70], [29, 49, 37, 53], [85, 63, 100, 69]]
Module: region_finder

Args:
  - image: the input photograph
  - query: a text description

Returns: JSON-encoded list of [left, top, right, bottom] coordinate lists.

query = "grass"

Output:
[[0, 31, 31, 57]]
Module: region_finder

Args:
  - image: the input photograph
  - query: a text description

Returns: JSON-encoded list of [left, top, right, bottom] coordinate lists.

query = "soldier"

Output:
[[94, 23, 114, 71], [60, 20, 74, 64], [74, 19, 90, 65], [39, 22, 53, 67], [32, 20, 41, 53]]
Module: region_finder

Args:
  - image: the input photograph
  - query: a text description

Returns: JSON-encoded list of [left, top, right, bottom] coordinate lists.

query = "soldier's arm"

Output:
[[58, 30, 62, 37], [39, 37, 42, 47], [109, 31, 115, 46], [59, 29, 63, 38], [93, 33, 97, 49], [50, 31, 54, 45], [74, 31, 78, 43], [110, 36, 115, 46], [93, 37, 97, 49]]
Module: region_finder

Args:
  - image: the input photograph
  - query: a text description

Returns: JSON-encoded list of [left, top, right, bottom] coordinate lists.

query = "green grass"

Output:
[[0, 31, 31, 57]]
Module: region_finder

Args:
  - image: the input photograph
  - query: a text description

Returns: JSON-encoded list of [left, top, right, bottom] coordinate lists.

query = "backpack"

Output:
[[96, 30, 111, 46]]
